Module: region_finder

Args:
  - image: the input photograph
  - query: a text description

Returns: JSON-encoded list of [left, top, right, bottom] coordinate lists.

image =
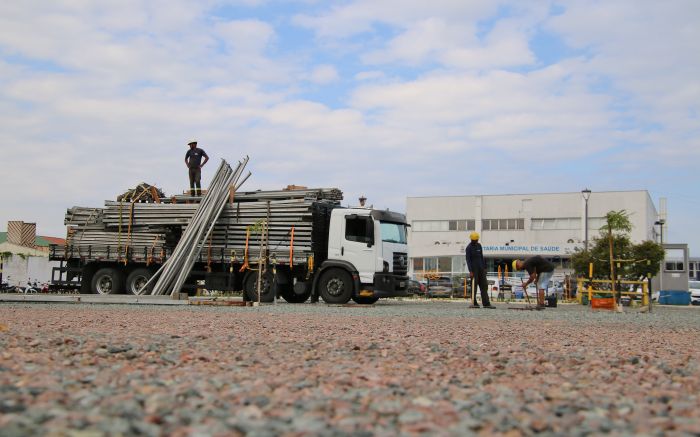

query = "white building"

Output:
[[406, 190, 659, 277], [1, 221, 64, 287]]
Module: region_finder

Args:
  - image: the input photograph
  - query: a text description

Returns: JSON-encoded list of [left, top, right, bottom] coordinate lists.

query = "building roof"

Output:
[[407, 189, 651, 199], [0, 232, 65, 247]]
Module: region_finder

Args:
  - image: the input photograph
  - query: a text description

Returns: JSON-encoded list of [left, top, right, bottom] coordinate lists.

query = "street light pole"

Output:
[[655, 219, 665, 245], [581, 189, 592, 251], [655, 219, 666, 294]]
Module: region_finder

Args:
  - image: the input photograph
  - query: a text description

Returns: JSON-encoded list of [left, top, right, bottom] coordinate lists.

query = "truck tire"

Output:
[[281, 284, 311, 303], [126, 268, 154, 295], [352, 296, 379, 305], [318, 268, 353, 304], [277, 273, 311, 303], [91, 268, 124, 295], [244, 271, 275, 303]]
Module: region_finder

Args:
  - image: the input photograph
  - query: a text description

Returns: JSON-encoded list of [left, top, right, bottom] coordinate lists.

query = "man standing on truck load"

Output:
[[513, 256, 555, 309], [185, 140, 209, 196], [465, 232, 495, 309]]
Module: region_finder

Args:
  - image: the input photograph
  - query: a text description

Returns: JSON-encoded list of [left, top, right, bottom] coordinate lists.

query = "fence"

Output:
[[576, 278, 649, 306]]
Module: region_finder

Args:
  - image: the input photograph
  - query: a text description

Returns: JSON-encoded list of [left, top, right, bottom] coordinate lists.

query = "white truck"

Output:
[[49, 189, 410, 305]]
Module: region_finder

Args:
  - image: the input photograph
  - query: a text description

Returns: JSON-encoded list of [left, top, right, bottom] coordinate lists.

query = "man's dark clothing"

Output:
[[188, 167, 202, 195], [185, 148, 208, 168], [465, 241, 491, 306], [465, 241, 486, 272], [521, 256, 555, 275], [185, 147, 208, 196]]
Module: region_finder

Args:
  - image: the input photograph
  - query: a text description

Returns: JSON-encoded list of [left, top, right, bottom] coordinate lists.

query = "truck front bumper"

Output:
[[365, 273, 410, 298]]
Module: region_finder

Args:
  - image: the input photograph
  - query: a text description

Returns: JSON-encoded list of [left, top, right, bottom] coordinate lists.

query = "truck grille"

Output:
[[393, 252, 408, 276]]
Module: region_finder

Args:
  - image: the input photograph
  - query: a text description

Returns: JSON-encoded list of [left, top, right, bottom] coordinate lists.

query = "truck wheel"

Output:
[[244, 271, 275, 303], [126, 268, 154, 295], [278, 274, 311, 303], [352, 296, 379, 305], [281, 285, 311, 303], [91, 268, 124, 295], [318, 268, 353, 304]]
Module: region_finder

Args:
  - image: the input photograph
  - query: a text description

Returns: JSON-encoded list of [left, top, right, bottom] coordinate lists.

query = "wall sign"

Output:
[[481, 244, 573, 256]]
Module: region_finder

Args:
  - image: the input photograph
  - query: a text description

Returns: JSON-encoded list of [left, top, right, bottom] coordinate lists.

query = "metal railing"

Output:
[[576, 278, 649, 306]]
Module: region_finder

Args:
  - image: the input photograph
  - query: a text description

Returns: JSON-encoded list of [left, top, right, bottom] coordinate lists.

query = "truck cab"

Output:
[[317, 208, 409, 304]]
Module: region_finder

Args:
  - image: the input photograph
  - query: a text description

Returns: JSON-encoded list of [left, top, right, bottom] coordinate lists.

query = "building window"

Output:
[[482, 218, 524, 231], [438, 257, 452, 272], [452, 256, 466, 273], [413, 220, 475, 232], [531, 218, 581, 230], [587, 217, 606, 232], [666, 261, 684, 271], [664, 249, 685, 272]]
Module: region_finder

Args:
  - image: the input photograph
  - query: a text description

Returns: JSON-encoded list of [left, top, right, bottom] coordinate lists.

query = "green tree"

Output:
[[630, 240, 665, 279], [571, 234, 633, 278]]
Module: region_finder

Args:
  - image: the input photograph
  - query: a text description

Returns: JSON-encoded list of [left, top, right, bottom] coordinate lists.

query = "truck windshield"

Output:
[[380, 222, 407, 244]]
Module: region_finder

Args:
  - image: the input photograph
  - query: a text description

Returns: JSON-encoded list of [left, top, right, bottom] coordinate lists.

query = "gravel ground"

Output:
[[1, 301, 699, 436]]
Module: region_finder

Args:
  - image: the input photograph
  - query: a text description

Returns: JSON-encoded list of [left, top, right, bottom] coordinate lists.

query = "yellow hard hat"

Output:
[[512, 260, 519, 271], [469, 232, 479, 241]]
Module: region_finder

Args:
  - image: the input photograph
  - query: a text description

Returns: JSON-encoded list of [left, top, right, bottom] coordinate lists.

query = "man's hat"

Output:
[[512, 260, 520, 271], [188, 140, 197, 145], [469, 232, 479, 241]]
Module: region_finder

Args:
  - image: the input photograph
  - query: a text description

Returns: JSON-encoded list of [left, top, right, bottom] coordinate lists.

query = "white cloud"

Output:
[[0, 0, 698, 254], [308, 64, 339, 84], [293, 0, 499, 38], [214, 19, 276, 54], [355, 70, 385, 81], [545, 0, 700, 158]]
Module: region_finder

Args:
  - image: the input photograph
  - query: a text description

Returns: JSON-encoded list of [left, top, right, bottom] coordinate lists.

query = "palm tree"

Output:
[[600, 210, 632, 309]]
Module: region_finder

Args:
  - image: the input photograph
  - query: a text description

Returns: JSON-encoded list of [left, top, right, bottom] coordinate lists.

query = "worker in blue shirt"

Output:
[[465, 232, 495, 309], [185, 140, 209, 196]]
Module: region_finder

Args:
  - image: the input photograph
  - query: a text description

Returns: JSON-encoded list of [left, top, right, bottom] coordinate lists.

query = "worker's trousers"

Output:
[[189, 167, 202, 196], [471, 269, 491, 306]]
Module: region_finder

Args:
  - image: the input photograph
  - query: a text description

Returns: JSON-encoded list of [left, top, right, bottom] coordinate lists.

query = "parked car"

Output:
[[407, 280, 427, 296], [427, 276, 454, 298], [690, 281, 700, 306]]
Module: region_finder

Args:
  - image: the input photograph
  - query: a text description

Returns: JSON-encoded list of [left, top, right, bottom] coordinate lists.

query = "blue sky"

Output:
[[0, 0, 698, 254]]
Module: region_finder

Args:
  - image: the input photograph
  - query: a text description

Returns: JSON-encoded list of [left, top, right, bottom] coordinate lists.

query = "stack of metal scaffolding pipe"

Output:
[[59, 163, 344, 267], [145, 158, 251, 296]]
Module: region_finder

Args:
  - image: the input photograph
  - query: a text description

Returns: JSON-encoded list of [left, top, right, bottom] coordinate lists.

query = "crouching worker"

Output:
[[512, 256, 555, 309], [465, 232, 495, 309]]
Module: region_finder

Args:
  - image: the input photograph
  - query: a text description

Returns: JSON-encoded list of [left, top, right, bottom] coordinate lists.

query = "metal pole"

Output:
[[584, 198, 589, 251], [582, 188, 591, 252], [656, 220, 665, 294]]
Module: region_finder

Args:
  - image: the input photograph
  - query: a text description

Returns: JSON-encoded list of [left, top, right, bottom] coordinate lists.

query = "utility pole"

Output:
[[655, 219, 666, 293], [581, 188, 591, 251]]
